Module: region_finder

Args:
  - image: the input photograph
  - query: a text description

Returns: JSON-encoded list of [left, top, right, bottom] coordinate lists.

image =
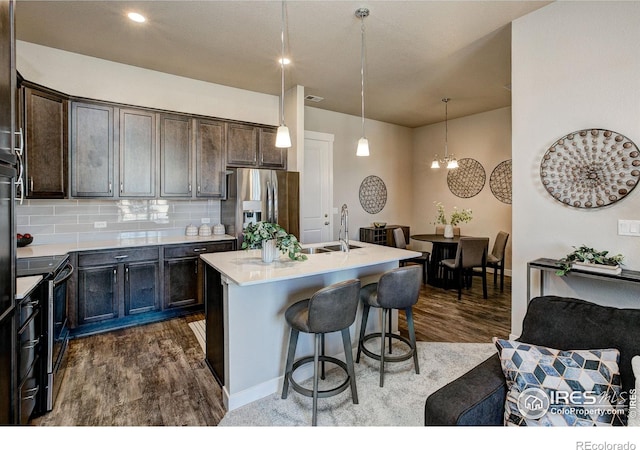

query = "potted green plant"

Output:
[[433, 202, 473, 237], [241, 221, 307, 262], [556, 245, 624, 276]]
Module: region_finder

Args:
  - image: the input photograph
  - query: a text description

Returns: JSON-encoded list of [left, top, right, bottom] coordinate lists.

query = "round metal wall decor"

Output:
[[447, 158, 486, 198], [359, 175, 387, 214], [490, 159, 512, 204], [539, 129, 640, 208]]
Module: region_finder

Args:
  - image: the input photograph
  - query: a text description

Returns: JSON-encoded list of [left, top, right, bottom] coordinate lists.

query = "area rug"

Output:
[[217, 341, 496, 427]]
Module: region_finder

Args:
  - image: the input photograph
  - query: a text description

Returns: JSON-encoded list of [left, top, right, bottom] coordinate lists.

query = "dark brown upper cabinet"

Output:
[[226, 122, 258, 167], [119, 108, 156, 197], [23, 85, 68, 198], [258, 127, 286, 169], [70, 101, 115, 198], [159, 113, 192, 198], [195, 118, 226, 198]]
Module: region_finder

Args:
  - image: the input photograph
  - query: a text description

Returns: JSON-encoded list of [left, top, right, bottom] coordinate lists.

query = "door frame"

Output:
[[302, 130, 334, 243]]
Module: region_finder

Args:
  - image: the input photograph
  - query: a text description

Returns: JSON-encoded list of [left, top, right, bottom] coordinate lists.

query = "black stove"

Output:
[[16, 255, 69, 278]]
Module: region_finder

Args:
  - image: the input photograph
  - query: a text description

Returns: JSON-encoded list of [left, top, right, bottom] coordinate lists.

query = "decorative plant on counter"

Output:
[[433, 202, 473, 226], [241, 221, 307, 261], [556, 245, 624, 276]]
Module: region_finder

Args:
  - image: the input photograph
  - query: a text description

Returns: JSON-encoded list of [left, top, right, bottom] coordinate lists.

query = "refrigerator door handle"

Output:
[[266, 180, 273, 223], [272, 176, 279, 224]]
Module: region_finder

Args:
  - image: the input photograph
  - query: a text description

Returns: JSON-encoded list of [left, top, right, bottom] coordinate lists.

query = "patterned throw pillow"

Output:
[[493, 338, 625, 426]]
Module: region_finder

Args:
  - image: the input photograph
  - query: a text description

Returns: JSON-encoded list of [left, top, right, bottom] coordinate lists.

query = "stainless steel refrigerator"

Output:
[[221, 168, 299, 246], [0, 0, 17, 425]]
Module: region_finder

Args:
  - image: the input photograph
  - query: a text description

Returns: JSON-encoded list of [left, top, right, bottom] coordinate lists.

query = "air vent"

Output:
[[305, 94, 324, 103]]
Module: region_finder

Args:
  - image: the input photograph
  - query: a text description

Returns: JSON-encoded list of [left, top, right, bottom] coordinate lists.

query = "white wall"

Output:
[[411, 107, 512, 268], [511, 1, 640, 336], [304, 107, 414, 240], [17, 41, 279, 126]]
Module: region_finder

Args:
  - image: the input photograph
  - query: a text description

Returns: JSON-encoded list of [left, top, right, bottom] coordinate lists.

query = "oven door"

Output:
[[47, 261, 73, 410]]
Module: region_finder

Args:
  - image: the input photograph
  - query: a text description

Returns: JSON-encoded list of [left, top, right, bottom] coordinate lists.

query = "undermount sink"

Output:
[[300, 247, 332, 254], [321, 244, 362, 252]]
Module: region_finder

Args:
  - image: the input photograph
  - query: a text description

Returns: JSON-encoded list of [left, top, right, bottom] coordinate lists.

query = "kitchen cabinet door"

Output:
[[119, 108, 156, 197], [195, 118, 225, 197], [258, 127, 286, 169], [23, 85, 68, 198], [77, 265, 118, 324], [124, 261, 160, 315], [226, 123, 257, 167], [160, 114, 191, 197], [71, 102, 115, 197], [164, 257, 200, 309]]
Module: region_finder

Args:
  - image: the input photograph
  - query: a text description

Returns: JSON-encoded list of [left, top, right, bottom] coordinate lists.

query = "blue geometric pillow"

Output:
[[493, 338, 626, 426]]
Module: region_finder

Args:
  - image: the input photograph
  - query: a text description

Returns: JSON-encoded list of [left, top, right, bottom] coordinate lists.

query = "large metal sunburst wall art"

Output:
[[539, 129, 640, 208]]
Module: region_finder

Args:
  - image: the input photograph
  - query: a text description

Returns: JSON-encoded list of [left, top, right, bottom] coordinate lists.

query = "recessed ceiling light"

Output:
[[127, 12, 146, 23], [278, 58, 291, 65]]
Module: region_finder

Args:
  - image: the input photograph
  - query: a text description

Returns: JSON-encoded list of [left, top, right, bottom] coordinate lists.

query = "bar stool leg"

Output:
[[405, 307, 420, 374], [281, 328, 299, 399], [321, 333, 326, 380], [356, 303, 370, 363], [387, 311, 393, 355], [312, 333, 321, 426], [379, 308, 388, 387], [341, 328, 358, 404]]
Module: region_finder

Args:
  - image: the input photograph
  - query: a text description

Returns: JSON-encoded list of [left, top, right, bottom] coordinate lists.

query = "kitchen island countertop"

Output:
[[200, 240, 421, 286]]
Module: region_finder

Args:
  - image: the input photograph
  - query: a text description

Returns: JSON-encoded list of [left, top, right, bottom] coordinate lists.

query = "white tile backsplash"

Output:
[[16, 198, 221, 245]]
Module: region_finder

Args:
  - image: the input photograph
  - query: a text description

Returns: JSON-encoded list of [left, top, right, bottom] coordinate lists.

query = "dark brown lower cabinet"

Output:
[[71, 240, 235, 337]]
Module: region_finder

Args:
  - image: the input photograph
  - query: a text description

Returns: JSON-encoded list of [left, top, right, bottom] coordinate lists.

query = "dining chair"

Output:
[[440, 237, 489, 300], [487, 231, 509, 292], [435, 225, 460, 236], [393, 228, 430, 284]]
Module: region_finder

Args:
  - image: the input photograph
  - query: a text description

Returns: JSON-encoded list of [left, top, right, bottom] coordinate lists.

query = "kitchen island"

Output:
[[200, 241, 421, 411]]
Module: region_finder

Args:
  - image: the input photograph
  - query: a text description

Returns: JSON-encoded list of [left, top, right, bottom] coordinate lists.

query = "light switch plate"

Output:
[[618, 219, 640, 236], [94, 221, 107, 229]]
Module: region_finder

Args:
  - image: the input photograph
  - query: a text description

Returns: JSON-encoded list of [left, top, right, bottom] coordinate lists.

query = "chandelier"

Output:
[[431, 98, 458, 169]]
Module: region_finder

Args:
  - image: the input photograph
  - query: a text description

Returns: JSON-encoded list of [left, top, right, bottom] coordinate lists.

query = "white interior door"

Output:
[[302, 131, 333, 244]]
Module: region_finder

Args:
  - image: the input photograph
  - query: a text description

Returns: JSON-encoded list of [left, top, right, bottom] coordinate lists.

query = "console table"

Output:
[[527, 258, 640, 301], [359, 225, 409, 247]]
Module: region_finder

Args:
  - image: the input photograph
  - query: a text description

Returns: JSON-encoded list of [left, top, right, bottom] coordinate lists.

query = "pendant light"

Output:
[[355, 7, 369, 156], [275, 1, 291, 148], [431, 98, 458, 169]]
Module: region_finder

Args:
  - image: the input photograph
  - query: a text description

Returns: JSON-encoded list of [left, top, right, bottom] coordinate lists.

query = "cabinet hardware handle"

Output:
[[22, 338, 40, 349], [197, 185, 201, 193], [108, 182, 112, 194], [29, 177, 33, 192], [193, 248, 207, 252], [114, 268, 117, 284], [188, 184, 192, 193], [25, 300, 39, 307], [195, 259, 198, 274], [14, 128, 23, 156], [114, 255, 129, 259], [125, 266, 129, 282], [22, 386, 39, 401]]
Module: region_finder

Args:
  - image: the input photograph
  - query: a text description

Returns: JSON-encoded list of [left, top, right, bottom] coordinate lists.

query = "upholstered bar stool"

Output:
[[356, 265, 421, 387], [281, 279, 361, 426]]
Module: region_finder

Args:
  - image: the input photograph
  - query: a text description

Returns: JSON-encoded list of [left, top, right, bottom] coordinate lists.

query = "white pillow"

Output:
[[629, 355, 640, 426]]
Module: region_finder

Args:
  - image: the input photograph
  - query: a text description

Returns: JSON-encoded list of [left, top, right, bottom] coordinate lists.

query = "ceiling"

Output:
[[14, 0, 551, 128]]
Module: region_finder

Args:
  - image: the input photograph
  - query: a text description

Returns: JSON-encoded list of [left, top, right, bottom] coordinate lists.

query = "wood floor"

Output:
[[31, 275, 510, 426]]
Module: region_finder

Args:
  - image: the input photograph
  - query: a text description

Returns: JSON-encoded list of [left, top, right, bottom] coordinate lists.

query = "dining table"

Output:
[[410, 234, 464, 288]]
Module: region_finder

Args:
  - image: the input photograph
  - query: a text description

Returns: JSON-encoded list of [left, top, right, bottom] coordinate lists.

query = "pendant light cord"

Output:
[[360, 16, 366, 138], [280, 1, 286, 126], [444, 98, 448, 157]]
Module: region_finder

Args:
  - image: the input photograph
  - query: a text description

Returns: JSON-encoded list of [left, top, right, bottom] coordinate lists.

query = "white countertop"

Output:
[[200, 241, 421, 286], [16, 275, 43, 300], [16, 234, 237, 258]]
